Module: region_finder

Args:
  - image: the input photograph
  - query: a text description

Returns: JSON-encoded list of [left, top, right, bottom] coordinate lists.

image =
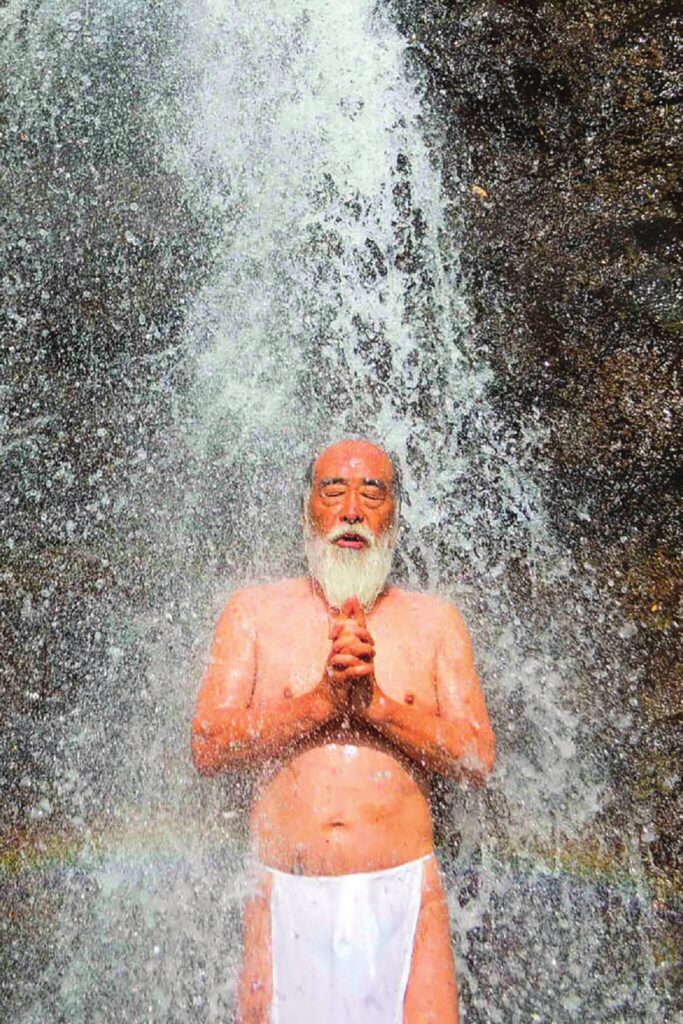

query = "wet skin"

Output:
[[191, 440, 496, 1023]]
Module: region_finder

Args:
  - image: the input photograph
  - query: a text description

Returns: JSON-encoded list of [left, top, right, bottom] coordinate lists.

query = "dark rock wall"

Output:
[[393, 0, 681, 950], [1, 7, 219, 1004], [1, 3, 215, 828]]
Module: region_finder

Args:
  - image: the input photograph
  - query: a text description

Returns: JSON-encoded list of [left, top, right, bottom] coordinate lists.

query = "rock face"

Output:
[[394, 0, 681, 994], [1, 3, 212, 812]]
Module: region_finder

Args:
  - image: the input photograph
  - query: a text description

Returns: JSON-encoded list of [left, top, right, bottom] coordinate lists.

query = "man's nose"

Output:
[[340, 490, 363, 524]]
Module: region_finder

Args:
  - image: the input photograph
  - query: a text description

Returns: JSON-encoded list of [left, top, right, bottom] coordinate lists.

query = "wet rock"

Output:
[[396, 0, 681, 980]]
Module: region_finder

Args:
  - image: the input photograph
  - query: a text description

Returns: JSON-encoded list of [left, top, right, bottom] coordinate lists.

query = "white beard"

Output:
[[304, 517, 396, 612]]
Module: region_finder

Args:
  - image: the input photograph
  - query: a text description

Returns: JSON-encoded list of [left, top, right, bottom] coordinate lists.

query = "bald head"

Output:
[[304, 439, 401, 511]]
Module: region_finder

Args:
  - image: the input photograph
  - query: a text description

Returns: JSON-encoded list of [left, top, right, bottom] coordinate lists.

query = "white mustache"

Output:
[[326, 523, 376, 545]]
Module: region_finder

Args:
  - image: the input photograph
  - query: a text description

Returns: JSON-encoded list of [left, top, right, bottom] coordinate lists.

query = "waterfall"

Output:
[[173, 0, 597, 835], [2, 1, 665, 1020]]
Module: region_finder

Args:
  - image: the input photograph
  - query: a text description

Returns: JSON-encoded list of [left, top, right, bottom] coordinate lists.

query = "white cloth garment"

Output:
[[266, 855, 431, 1024]]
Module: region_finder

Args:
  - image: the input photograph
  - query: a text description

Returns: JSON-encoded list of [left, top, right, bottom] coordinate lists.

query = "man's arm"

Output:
[[191, 592, 337, 776], [356, 602, 496, 784]]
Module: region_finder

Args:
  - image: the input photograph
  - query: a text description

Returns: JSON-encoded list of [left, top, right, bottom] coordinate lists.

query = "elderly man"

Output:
[[191, 439, 495, 1024]]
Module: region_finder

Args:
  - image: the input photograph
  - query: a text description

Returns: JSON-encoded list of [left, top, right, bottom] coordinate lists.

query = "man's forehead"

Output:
[[313, 441, 393, 483]]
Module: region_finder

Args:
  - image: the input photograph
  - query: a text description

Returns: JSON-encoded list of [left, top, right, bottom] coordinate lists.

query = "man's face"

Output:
[[308, 441, 397, 546], [304, 441, 398, 611]]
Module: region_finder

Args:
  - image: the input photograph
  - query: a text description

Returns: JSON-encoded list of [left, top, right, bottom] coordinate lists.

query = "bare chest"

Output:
[[251, 600, 439, 712]]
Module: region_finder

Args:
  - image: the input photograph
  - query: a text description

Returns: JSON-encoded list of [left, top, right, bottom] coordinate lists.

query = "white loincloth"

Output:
[[265, 854, 432, 1024]]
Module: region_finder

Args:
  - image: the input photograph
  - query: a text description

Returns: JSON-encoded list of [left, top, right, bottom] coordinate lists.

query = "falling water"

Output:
[[2, 0, 672, 1021]]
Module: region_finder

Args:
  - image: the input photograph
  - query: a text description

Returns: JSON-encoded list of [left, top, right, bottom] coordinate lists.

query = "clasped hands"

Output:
[[325, 597, 380, 716]]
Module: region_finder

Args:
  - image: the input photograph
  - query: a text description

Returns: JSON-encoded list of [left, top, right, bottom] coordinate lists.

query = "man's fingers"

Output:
[[329, 653, 361, 669], [332, 629, 373, 646], [331, 640, 374, 660], [345, 663, 374, 678], [349, 597, 367, 627], [340, 597, 367, 626], [354, 627, 373, 643], [327, 664, 350, 685], [330, 623, 374, 643], [331, 627, 373, 648], [331, 613, 355, 639]]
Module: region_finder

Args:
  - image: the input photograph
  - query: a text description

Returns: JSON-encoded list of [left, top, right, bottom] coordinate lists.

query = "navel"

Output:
[[283, 687, 293, 699], [404, 692, 415, 705]]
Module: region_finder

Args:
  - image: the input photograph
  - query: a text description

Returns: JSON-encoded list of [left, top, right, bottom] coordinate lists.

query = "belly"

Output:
[[250, 742, 434, 875]]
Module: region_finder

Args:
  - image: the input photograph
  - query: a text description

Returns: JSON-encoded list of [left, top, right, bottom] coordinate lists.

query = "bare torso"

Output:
[[192, 445, 496, 1022], [245, 578, 443, 874], [252, 743, 433, 874]]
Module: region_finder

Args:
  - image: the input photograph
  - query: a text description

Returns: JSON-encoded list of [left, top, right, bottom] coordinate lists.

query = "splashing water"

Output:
[[2, 0, 669, 1021]]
